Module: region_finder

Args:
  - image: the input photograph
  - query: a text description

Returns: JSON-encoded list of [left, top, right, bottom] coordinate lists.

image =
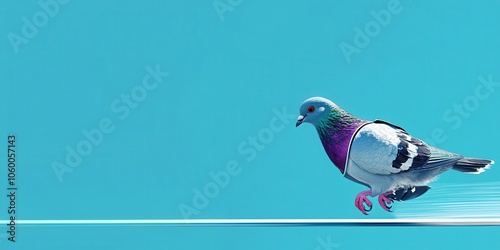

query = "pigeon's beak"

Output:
[[296, 115, 305, 127]]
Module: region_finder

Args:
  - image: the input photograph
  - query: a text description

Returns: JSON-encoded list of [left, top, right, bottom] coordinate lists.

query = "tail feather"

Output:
[[452, 158, 494, 174]]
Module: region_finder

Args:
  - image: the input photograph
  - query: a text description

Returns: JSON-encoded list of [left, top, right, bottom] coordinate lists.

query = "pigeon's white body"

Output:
[[346, 123, 440, 196], [296, 96, 494, 214]]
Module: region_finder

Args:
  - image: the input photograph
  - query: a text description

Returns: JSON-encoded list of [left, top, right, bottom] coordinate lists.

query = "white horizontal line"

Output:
[[3, 219, 500, 226]]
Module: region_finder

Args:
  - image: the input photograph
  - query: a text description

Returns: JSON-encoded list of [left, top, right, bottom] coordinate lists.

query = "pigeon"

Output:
[[296, 97, 494, 215]]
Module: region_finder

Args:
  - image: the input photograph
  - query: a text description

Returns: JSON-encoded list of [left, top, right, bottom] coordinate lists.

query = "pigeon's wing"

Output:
[[348, 121, 462, 175]]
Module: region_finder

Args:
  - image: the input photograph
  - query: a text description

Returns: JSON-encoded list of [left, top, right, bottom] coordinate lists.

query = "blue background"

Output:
[[1, 0, 500, 249]]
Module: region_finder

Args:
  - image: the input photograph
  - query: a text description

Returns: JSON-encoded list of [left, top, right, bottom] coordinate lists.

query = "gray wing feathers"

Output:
[[348, 123, 461, 176]]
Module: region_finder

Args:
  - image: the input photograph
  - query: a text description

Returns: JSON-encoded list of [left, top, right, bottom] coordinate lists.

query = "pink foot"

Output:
[[378, 191, 394, 212], [355, 190, 373, 215]]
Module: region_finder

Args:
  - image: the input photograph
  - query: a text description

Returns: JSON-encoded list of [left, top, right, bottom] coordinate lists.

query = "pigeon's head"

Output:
[[296, 97, 336, 127]]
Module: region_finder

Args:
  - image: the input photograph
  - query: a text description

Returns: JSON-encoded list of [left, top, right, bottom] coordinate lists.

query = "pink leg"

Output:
[[378, 191, 394, 212], [354, 190, 373, 215]]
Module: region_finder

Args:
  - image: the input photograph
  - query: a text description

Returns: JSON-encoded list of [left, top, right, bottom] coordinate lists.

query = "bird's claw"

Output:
[[355, 190, 373, 215], [356, 199, 372, 215], [355, 190, 396, 214], [378, 192, 394, 212], [364, 202, 373, 213], [383, 202, 392, 211]]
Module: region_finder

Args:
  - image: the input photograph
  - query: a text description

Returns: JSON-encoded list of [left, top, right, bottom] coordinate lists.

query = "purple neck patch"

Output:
[[317, 119, 368, 174]]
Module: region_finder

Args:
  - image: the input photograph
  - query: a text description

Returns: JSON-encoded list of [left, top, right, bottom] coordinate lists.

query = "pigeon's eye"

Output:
[[307, 106, 315, 113]]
